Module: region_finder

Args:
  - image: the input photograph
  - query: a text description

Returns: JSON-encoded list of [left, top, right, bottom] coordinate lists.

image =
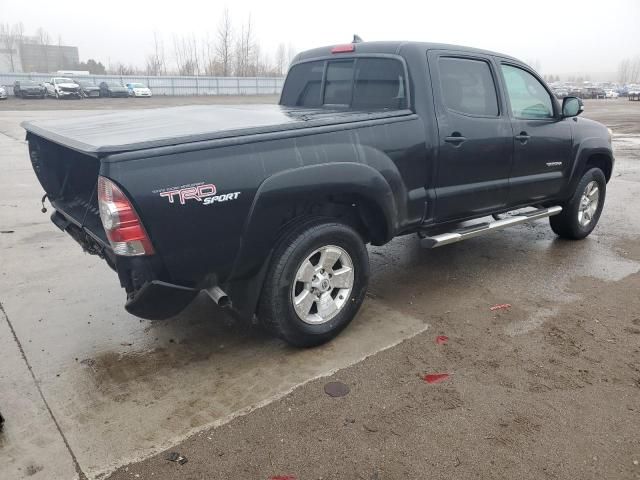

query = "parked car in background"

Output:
[[0, 86, 7, 100], [553, 88, 569, 99], [567, 89, 581, 98], [77, 80, 101, 98], [44, 78, 82, 99], [126, 83, 153, 97], [583, 87, 606, 99], [99, 81, 129, 98], [605, 89, 619, 99], [13, 80, 46, 99]]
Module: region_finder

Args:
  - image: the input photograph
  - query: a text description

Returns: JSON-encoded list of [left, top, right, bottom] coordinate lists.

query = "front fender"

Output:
[[566, 136, 614, 198]]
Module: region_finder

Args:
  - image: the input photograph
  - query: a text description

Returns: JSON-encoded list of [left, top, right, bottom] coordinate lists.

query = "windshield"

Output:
[[20, 80, 39, 86], [54, 78, 74, 84], [77, 80, 94, 87], [129, 83, 145, 88]]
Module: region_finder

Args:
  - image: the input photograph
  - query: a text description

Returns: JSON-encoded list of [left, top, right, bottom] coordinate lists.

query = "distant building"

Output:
[[0, 40, 22, 72], [0, 35, 79, 73]]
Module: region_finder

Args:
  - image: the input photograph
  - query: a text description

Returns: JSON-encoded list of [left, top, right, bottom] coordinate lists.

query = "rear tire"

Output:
[[550, 168, 606, 239], [258, 218, 369, 347]]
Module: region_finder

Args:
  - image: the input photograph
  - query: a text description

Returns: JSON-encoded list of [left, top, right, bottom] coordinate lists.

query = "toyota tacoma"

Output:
[[23, 41, 614, 346]]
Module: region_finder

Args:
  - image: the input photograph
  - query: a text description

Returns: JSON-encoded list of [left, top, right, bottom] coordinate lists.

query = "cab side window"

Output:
[[501, 65, 554, 119], [438, 57, 499, 117]]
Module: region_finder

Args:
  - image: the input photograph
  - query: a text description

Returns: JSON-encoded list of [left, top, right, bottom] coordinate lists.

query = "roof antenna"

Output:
[[352, 35, 363, 44]]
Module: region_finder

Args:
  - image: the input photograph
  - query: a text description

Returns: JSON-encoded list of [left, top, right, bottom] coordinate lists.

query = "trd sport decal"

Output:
[[153, 182, 241, 206]]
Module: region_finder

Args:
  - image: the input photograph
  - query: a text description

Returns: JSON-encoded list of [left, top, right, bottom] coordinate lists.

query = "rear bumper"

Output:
[[125, 280, 199, 320], [51, 209, 199, 320]]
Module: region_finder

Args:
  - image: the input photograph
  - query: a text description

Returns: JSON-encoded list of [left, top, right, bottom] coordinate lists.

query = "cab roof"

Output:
[[294, 41, 519, 64]]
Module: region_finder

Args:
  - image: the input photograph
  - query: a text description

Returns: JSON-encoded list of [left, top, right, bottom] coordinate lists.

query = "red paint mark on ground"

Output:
[[423, 373, 450, 384], [490, 303, 512, 311], [269, 476, 296, 480], [435, 335, 449, 345]]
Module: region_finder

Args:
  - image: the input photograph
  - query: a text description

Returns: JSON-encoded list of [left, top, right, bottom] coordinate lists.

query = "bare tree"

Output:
[[146, 31, 166, 76], [173, 34, 200, 75], [216, 8, 233, 76], [0, 22, 24, 72], [286, 43, 297, 66], [201, 33, 216, 76], [275, 43, 286, 76], [630, 56, 640, 83], [234, 15, 254, 76], [618, 58, 630, 84], [107, 62, 139, 75]]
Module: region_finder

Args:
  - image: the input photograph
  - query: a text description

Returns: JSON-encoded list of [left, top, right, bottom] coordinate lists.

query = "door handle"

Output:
[[444, 132, 466, 146], [515, 131, 530, 143]]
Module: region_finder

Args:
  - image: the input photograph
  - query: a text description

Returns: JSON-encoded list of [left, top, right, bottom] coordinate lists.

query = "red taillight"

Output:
[[97, 176, 154, 256], [331, 44, 355, 54]]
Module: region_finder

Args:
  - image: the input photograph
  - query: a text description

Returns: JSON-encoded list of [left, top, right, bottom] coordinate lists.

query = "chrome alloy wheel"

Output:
[[578, 180, 600, 227], [291, 245, 354, 325]]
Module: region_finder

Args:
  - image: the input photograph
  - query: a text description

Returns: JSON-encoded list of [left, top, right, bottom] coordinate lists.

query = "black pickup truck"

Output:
[[23, 41, 614, 346]]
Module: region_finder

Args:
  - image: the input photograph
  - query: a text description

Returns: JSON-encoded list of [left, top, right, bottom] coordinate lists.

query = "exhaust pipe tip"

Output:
[[206, 286, 231, 308]]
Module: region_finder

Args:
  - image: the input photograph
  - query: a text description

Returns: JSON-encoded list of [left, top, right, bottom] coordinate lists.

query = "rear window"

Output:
[[280, 60, 324, 107], [281, 57, 407, 110], [324, 60, 354, 105]]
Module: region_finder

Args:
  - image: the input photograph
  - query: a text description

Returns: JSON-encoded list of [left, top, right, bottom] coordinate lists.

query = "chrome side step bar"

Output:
[[420, 206, 563, 249]]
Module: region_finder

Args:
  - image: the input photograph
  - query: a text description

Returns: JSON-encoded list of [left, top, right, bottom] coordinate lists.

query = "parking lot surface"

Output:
[[1, 98, 639, 480]]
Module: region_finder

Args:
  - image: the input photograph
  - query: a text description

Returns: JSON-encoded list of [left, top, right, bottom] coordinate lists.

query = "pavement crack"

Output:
[[0, 129, 26, 143], [0, 301, 88, 480]]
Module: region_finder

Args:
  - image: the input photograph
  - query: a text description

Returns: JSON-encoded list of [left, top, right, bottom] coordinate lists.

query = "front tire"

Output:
[[258, 218, 370, 347], [550, 168, 606, 239]]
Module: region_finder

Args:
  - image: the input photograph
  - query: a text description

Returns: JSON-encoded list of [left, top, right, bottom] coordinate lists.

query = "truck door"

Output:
[[497, 62, 573, 205], [428, 52, 513, 222]]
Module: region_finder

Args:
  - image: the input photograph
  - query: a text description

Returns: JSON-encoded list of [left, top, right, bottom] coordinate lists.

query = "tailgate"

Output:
[[27, 133, 107, 246]]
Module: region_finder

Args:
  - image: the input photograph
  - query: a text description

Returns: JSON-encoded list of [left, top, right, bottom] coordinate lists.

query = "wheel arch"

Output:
[[584, 152, 613, 182], [223, 162, 399, 321], [566, 140, 614, 198]]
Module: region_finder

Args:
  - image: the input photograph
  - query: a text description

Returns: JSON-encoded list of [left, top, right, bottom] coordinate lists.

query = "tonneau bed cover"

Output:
[[22, 104, 413, 156]]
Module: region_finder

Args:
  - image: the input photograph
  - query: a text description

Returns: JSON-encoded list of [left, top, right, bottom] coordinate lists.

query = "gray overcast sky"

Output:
[[1, 0, 639, 76]]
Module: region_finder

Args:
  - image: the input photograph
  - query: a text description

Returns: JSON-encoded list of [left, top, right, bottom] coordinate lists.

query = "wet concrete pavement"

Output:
[[1, 99, 639, 479]]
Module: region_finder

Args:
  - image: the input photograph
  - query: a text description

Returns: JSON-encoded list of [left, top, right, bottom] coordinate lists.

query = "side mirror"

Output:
[[562, 96, 584, 117]]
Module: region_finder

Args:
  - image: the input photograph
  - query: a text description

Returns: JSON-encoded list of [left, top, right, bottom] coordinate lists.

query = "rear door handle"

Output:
[[515, 131, 530, 143], [444, 133, 466, 146]]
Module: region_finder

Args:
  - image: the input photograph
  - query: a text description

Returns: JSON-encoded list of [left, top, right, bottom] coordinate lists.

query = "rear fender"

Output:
[[225, 161, 401, 320]]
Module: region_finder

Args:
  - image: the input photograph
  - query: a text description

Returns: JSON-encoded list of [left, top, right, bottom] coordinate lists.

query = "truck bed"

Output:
[[22, 104, 413, 156]]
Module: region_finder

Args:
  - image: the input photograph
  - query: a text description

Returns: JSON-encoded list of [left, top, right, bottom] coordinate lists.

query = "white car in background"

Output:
[[605, 89, 619, 99], [0, 86, 7, 100], [126, 83, 152, 97], [44, 77, 82, 99]]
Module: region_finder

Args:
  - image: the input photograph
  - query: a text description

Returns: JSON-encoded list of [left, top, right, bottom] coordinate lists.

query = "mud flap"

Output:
[[125, 281, 199, 320]]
